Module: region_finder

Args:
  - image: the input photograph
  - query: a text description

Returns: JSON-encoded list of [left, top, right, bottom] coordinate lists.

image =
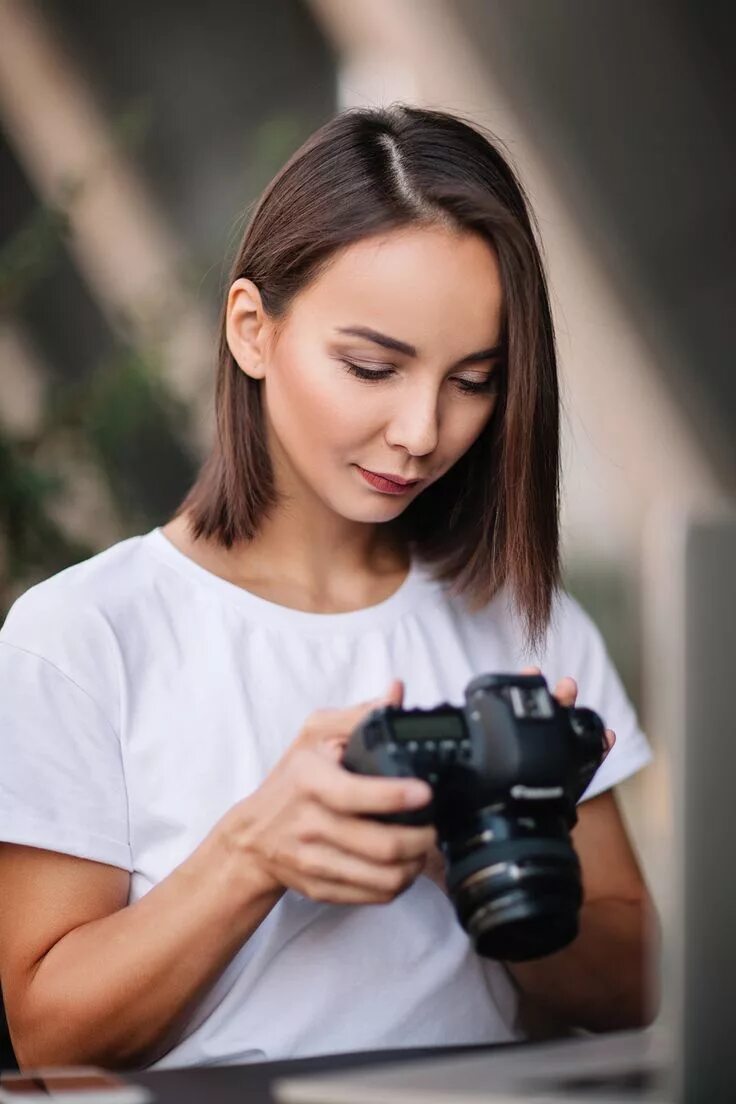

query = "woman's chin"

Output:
[[331, 488, 410, 525]]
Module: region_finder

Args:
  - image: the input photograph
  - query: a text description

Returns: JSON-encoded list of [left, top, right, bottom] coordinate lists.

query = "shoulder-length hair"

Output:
[[176, 104, 560, 648]]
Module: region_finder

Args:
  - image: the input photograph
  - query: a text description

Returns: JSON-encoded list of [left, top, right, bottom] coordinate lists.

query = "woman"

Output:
[[0, 104, 656, 1070]]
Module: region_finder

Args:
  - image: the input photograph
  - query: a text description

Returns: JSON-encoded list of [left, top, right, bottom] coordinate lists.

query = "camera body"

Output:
[[342, 673, 606, 961]]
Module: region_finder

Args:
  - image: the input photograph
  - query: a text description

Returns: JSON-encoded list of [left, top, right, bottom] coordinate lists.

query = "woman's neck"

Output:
[[160, 512, 410, 614]]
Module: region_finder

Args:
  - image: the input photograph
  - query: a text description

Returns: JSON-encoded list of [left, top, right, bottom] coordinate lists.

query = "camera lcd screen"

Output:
[[393, 713, 466, 741]]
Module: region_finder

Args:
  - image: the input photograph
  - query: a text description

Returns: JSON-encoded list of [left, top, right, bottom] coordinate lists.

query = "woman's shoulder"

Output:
[[0, 537, 145, 870], [4, 529, 151, 622], [0, 530, 157, 689]]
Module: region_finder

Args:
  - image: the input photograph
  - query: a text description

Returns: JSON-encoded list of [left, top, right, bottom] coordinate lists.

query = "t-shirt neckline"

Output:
[[142, 527, 443, 635]]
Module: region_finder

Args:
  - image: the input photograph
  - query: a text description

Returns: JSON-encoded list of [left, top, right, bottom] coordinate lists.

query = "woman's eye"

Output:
[[340, 360, 394, 382], [339, 359, 498, 396], [454, 375, 499, 395]]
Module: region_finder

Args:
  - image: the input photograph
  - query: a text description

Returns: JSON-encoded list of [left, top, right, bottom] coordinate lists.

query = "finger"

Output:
[[521, 666, 541, 675], [383, 678, 405, 708], [299, 706, 375, 755], [301, 751, 432, 815], [553, 676, 578, 707], [290, 873, 414, 906], [288, 842, 424, 898], [300, 682, 403, 750], [603, 728, 616, 759], [313, 806, 437, 864]]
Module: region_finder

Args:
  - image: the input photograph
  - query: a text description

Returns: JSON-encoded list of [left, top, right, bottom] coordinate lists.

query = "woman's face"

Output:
[[233, 224, 504, 526]]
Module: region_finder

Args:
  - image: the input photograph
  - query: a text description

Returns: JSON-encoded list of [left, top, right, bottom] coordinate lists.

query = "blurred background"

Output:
[[1, 0, 734, 1062]]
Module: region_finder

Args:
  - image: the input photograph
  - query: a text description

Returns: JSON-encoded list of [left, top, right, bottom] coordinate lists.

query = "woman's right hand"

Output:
[[215, 681, 437, 906]]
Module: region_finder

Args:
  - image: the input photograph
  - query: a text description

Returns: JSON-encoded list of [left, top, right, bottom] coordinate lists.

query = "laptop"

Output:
[[274, 510, 736, 1103]]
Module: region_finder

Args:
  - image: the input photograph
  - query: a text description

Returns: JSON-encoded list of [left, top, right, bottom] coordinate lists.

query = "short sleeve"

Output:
[[536, 593, 653, 801], [0, 589, 132, 871]]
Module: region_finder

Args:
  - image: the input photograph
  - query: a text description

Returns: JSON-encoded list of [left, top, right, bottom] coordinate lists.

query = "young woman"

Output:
[[0, 104, 656, 1071]]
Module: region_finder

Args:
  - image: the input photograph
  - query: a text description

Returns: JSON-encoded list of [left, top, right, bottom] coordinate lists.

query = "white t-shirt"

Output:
[[0, 528, 652, 1068]]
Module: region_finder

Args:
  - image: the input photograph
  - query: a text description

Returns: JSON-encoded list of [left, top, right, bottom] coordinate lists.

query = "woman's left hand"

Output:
[[419, 668, 616, 893], [521, 666, 617, 760]]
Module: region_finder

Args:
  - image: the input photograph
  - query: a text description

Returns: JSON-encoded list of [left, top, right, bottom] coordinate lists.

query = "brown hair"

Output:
[[176, 104, 560, 647]]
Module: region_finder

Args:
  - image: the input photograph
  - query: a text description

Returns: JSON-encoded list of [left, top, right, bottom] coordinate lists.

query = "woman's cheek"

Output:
[[447, 400, 497, 459], [269, 362, 341, 442]]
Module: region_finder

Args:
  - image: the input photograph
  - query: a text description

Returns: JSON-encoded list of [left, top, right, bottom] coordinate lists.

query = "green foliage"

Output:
[[0, 204, 72, 314], [0, 100, 196, 618], [0, 427, 94, 615], [248, 112, 305, 193], [45, 347, 197, 526]]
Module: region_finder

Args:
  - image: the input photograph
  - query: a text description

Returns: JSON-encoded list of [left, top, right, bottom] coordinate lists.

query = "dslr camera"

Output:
[[342, 672, 606, 961]]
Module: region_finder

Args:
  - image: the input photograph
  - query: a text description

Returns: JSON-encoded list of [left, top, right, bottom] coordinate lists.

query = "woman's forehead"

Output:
[[290, 226, 503, 348]]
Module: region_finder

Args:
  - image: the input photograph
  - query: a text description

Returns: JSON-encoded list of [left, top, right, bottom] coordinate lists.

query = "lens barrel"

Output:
[[443, 814, 582, 961]]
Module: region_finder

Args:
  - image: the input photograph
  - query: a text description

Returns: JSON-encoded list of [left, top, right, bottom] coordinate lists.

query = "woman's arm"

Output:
[[504, 789, 660, 1034], [0, 833, 282, 1070], [419, 671, 660, 1034], [498, 668, 660, 1034], [422, 789, 659, 1034], [0, 686, 434, 1071]]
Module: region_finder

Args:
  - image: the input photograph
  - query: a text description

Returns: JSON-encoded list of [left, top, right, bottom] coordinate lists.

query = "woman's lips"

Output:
[[355, 466, 420, 495]]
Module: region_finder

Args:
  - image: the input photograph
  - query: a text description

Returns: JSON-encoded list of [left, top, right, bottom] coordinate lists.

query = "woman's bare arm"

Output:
[[0, 686, 434, 1071], [0, 833, 281, 1070], [504, 789, 660, 1033]]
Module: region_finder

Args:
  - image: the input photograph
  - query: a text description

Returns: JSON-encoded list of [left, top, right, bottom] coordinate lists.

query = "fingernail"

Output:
[[404, 781, 432, 807]]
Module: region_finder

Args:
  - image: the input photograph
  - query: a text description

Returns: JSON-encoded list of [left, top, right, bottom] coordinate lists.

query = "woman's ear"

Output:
[[225, 277, 269, 380]]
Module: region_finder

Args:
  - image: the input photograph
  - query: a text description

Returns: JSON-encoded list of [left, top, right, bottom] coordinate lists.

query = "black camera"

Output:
[[342, 673, 606, 961]]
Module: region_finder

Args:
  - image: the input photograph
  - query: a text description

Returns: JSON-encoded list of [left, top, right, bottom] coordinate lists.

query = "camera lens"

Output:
[[443, 810, 583, 961]]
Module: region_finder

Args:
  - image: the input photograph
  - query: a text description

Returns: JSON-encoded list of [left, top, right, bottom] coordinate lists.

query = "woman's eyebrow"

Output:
[[335, 326, 503, 366]]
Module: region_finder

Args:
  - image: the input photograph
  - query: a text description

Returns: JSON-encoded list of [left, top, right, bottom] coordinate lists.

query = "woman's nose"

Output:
[[384, 387, 440, 458]]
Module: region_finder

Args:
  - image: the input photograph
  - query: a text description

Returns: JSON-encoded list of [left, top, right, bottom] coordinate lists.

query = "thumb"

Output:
[[304, 680, 405, 762], [338, 679, 404, 738], [380, 678, 405, 708]]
